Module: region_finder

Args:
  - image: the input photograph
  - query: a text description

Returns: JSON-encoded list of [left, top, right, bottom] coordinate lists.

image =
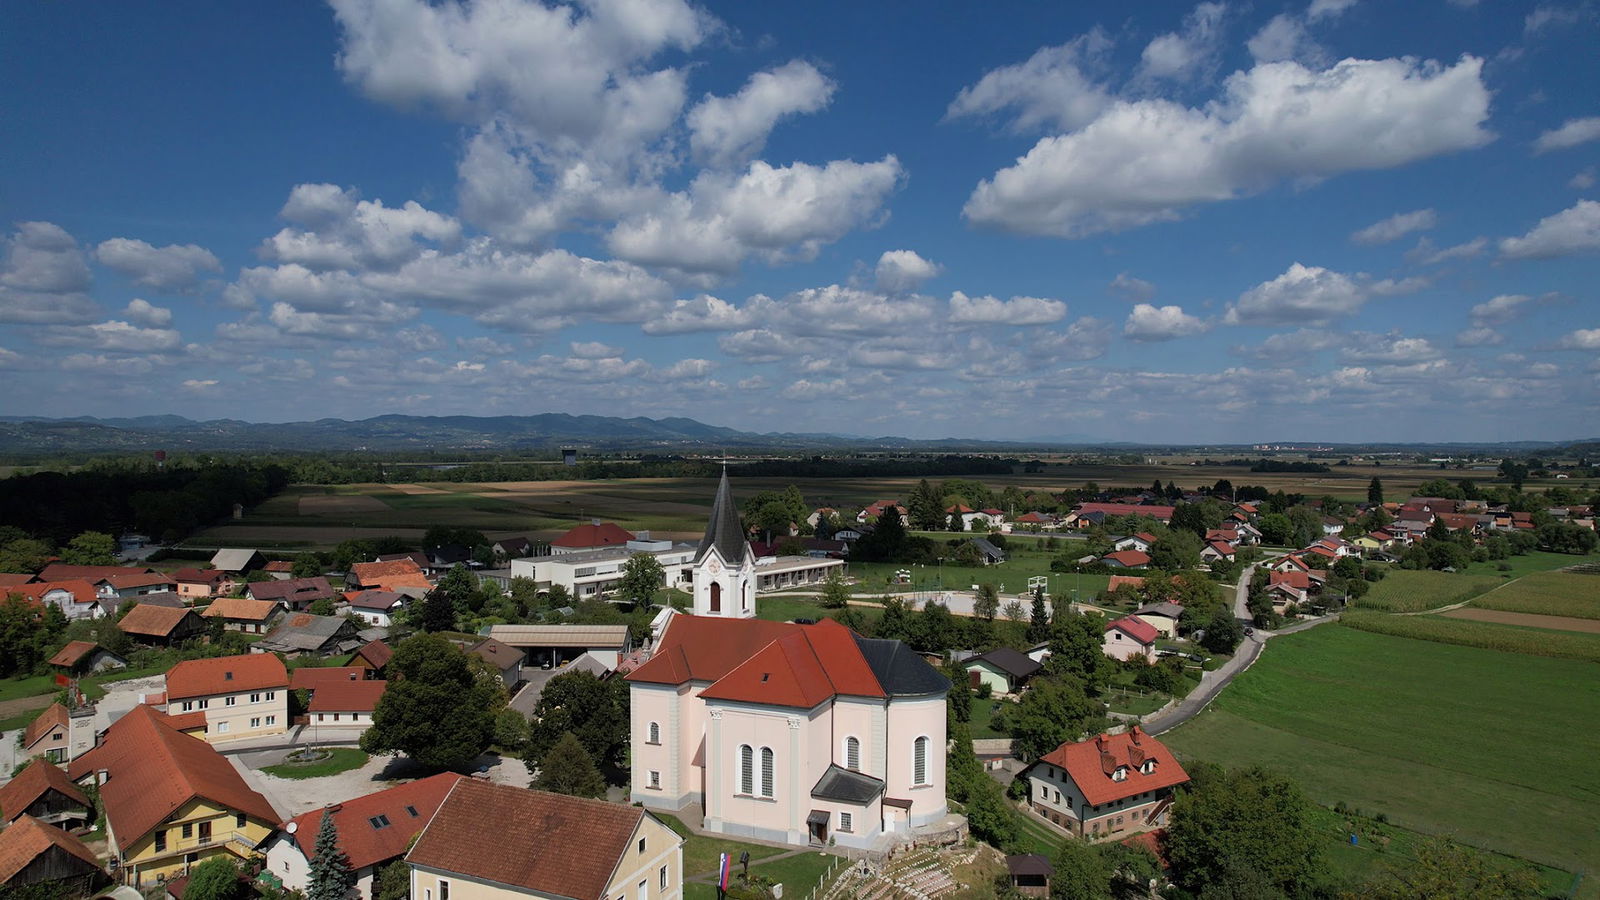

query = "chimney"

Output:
[[1129, 726, 1143, 744], [1094, 734, 1108, 751]]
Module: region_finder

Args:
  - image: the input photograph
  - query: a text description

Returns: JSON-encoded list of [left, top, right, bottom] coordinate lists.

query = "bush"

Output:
[[975, 682, 993, 699]]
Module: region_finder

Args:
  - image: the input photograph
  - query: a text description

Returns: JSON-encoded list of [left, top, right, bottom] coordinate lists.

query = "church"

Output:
[[626, 472, 952, 850]]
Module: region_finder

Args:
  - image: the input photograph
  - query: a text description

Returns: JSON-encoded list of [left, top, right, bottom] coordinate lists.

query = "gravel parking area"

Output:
[[232, 748, 534, 818]]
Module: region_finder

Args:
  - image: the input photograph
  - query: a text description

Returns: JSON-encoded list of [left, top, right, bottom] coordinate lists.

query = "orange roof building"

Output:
[[117, 603, 206, 644], [348, 559, 432, 592], [200, 596, 283, 633], [550, 521, 635, 553], [407, 780, 682, 900], [0, 814, 107, 893], [264, 773, 463, 894], [67, 705, 280, 885], [164, 653, 290, 743], [0, 759, 92, 829], [1026, 727, 1189, 842]]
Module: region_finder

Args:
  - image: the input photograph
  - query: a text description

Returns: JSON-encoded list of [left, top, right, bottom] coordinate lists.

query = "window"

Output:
[[660, 866, 668, 891], [250, 693, 260, 703], [370, 815, 391, 829], [181, 701, 194, 712], [1037, 784, 1046, 799], [1141, 759, 1156, 775], [405, 806, 420, 818], [1054, 790, 1061, 804], [236, 813, 246, 829], [845, 736, 860, 771], [182, 823, 194, 839], [710, 582, 721, 613], [913, 736, 929, 786], [199, 821, 211, 843], [760, 747, 774, 798], [647, 721, 660, 745], [225, 696, 236, 707], [250, 717, 260, 728], [638, 837, 646, 854], [839, 812, 853, 833], [216, 721, 230, 733], [1112, 766, 1127, 782], [155, 830, 168, 852], [198, 699, 209, 709], [265, 691, 275, 701], [738, 745, 753, 795], [318, 714, 325, 722], [439, 880, 449, 900], [649, 770, 661, 789]]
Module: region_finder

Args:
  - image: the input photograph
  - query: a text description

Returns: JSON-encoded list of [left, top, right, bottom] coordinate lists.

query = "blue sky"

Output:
[[2, 0, 1597, 443]]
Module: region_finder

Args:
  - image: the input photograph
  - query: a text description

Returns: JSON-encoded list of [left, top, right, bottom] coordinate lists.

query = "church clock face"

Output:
[[708, 559, 722, 576]]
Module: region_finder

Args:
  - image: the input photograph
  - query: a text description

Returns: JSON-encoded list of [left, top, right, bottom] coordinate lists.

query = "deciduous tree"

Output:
[[525, 669, 628, 767], [617, 552, 666, 605], [361, 634, 499, 770], [532, 732, 606, 798], [60, 531, 117, 566], [999, 677, 1096, 762], [184, 857, 243, 900], [1167, 764, 1325, 899]]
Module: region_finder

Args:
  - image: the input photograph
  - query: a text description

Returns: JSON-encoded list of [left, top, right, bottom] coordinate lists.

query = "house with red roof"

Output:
[[1024, 727, 1189, 841], [308, 680, 387, 730], [1100, 550, 1151, 570], [263, 773, 462, 899], [19, 702, 97, 765], [172, 568, 237, 601], [1199, 540, 1236, 564], [550, 521, 636, 554], [1067, 503, 1176, 529], [626, 613, 951, 850], [856, 501, 907, 526], [165, 653, 289, 743], [1114, 533, 1159, 554], [8, 581, 106, 620], [347, 559, 431, 593], [48, 640, 126, 676], [0, 759, 93, 830], [407, 780, 683, 900], [0, 814, 108, 896], [1102, 616, 1158, 662], [94, 571, 179, 603], [67, 705, 280, 886]]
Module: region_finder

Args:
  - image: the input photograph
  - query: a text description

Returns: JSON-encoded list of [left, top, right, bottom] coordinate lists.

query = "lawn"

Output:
[[260, 747, 369, 779], [969, 698, 1011, 740], [654, 813, 784, 879], [1471, 570, 1600, 620], [1353, 551, 1596, 613], [1161, 624, 1600, 874]]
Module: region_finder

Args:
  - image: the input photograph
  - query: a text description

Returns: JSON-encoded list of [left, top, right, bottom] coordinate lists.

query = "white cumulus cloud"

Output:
[[0, 222, 99, 324], [963, 55, 1492, 238], [1137, 2, 1227, 82], [1534, 116, 1600, 153], [1500, 200, 1600, 259], [123, 299, 173, 328], [1556, 328, 1600, 350], [94, 238, 221, 291], [687, 61, 835, 169], [948, 291, 1067, 325], [1226, 263, 1368, 325], [874, 250, 942, 293], [944, 31, 1113, 133], [1124, 303, 1210, 341]]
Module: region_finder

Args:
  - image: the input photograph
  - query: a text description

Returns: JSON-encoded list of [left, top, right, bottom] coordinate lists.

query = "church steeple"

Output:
[[696, 467, 748, 566]]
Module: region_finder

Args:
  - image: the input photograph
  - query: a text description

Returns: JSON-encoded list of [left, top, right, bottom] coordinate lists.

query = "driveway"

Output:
[[231, 747, 533, 818]]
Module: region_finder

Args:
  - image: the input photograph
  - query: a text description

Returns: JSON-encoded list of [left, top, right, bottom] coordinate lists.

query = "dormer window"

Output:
[[1112, 766, 1128, 782], [1141, 759, 1156, 775]]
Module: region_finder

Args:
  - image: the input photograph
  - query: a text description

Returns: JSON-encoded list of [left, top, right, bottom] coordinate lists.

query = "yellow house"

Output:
[[69, 705, 279, 886], [408, 779, 683, 900]]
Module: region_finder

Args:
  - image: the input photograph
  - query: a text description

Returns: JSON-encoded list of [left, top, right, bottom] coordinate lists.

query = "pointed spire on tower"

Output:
[[697, 467, 747, 565]]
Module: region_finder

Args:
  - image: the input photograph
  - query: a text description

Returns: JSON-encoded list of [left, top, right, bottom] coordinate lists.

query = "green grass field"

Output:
[[1161, 624, 1600, 874], [1340, 609, 1600, 661], [1472, 570, 1600, 620], [260, 747, 368, 779], [1353, 551, 1594, 613]]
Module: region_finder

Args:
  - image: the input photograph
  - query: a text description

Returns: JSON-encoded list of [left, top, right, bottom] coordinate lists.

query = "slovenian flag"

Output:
[[719, 852, 731, 890]]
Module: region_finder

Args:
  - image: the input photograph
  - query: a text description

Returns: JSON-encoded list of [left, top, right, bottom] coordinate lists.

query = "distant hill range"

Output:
[[0, 413, 1045, 453]]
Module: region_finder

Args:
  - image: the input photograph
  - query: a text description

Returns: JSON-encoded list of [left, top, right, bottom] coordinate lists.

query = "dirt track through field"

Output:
[[1440, 608, 1600, 634]]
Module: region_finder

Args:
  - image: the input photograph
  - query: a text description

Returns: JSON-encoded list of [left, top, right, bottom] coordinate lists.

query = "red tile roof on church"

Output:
[[628, 616, 887, 709]]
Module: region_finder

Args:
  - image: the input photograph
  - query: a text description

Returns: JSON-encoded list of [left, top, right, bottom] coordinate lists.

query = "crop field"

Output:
[[1442, 607, 1600, 633], [1471, 570, 1600, 620], [1341, 608, 1600, 660], [1352, 552, 1594, 613], [1161, 624, 1600, 875]]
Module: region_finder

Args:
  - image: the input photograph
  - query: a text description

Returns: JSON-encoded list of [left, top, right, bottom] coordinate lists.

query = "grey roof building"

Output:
[[254, 613, 363, 657]]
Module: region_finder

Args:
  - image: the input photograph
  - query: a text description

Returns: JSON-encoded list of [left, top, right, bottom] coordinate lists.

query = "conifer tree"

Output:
[[308, 807, 356, 900]]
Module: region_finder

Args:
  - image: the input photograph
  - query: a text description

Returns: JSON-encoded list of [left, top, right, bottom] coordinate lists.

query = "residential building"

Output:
[[35, 563, 153, 584], [1100, 551, 1151, 570], [209, 549, 264, 574], [8, 581, 105, 620], [67, 705, 280, 886], [1025, 727, 1189, 841], [117, 604, 207, 645], [19, 703, 96, 765], [200, 596, 284, 634], [407, 779, 683, 900], [246, 577, 336, 611], [263, 773, 462, 900], [165, 653, 290, 743], [344, 590, 408, 627], [1004, 854, 1053, 898], [1200, 541, 1236, 564], [173, 568, 236, 601], [468, 638, 523, 688], [626, 615, 951, 850], [308, 680, 387, 730], [968, 537, 1007, 565], [348, 559, 433, 593], [1130, 603, 1182, 639], [47, 640, 127, 675], [1113, 533, 1158, 554], [1102, 616, 1157, 662], [95, 572, 179, 604], [0, 815, 108, 897], [492, 537, 535, 561], [254, 613, 364, 657], [962, 648, 1041, 695], [0, 759, 93, 830], [347, 640, 393, 676], [1067, 504, 1176, 528], [262, 560, 295, 580]]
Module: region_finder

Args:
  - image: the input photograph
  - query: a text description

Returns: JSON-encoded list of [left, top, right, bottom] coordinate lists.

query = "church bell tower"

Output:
[[692, 469, 756, 618]]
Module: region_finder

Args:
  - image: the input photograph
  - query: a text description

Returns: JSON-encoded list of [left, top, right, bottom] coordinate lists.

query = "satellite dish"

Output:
[[286, 822, 298, 834]]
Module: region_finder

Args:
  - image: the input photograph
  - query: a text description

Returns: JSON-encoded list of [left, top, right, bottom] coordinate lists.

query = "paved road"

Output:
[[1234, 564, 1255, 621]]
